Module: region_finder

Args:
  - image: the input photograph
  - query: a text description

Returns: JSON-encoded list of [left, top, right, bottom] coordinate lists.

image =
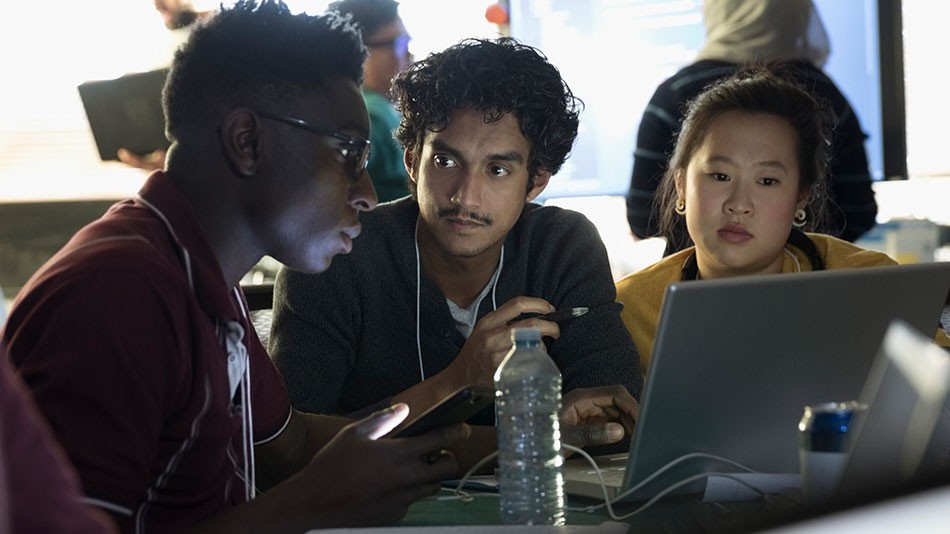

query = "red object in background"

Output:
[[485, 2, 509, 24]]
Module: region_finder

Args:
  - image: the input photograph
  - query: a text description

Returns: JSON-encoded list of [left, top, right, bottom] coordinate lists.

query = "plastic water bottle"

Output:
[[494, 327, 565, 525]]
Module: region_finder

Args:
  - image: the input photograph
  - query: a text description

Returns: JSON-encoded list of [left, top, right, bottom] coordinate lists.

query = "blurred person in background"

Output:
[[329, 0, 413, 202], [116, 0, 214, 171], [625, 0, 878, 254]]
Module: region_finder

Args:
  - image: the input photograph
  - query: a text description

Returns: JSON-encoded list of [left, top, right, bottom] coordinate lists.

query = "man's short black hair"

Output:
[[164, 0, 367, 142], [392, 37, 581, 185], [327, 0, 401, 42]]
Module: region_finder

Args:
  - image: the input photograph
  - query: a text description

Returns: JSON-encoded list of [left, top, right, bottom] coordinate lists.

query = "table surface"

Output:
[[399, 486, 805, 533]]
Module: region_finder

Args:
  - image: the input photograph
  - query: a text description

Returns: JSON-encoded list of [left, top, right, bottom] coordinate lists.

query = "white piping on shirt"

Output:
[[135, 377, 214, 534], [81, 497, 133, 517]]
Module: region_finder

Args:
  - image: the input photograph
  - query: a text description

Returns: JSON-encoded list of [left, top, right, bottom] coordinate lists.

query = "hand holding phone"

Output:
[[389, 386, 495, 438]]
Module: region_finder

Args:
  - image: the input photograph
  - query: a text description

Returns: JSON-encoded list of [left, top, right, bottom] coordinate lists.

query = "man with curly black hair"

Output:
[[270, 38, 643, 470], [3, 1, 467, 532]]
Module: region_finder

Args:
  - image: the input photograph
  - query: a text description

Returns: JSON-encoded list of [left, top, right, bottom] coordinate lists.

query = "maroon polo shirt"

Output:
[[0, 348, 116, 534], [3, 172, 291, 533]]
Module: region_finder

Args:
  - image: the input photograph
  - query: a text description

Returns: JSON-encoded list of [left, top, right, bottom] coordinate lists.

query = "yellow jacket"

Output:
[[616, 233, 900, 378]]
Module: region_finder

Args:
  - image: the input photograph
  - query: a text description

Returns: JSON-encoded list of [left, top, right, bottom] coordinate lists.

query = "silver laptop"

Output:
[[564, 263, 950, 502], [834, 318, 950, 501]]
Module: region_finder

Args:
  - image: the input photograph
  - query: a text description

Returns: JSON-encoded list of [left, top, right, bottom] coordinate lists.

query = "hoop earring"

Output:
[[674, 198, 686, 215], [792, 208, 807, 228]]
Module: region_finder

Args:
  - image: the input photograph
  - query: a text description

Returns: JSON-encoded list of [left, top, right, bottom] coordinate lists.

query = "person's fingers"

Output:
[[591, 407, 625, 426], [381, 449, 459, 494], [619, 406, 639, 435], [609, 389, 640, 420], [481, 296, 554, 328], [393, 423, 469, 478], [563, 386, 640, 422], [355, 403, 411, 440], [401, 422, 470, 452], [564, 422, 626, 447], [117, 148, 165, 171], [418, 449, 460, 482], [485, 320, 557, 361], [117, 148, 147, 167], [506, 317, 561, 339]]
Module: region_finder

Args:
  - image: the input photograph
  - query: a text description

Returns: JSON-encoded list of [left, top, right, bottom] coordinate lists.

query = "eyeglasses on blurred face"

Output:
[[365, 34, 411, 58]]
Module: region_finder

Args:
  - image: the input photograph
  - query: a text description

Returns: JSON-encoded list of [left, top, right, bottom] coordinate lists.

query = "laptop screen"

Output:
[[615, 263, 950, 502], [835, 318, 950, 500]]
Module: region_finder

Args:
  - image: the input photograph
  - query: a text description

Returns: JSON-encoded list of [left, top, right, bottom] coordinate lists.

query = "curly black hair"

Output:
[[391, 37, 582, 188], [656, 67, 833, 250], [163, 0, 367, 142], [327, 0, 401, 43]]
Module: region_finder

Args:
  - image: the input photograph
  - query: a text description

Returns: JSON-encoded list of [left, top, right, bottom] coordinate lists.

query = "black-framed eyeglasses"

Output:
[[365, 34, 411, 57], [255, 110, 371, 176]]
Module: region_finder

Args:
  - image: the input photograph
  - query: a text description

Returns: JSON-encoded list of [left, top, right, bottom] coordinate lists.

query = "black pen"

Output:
[[509, 308, 586, 325], [507, 301, 624, 326], [538, 307, 590, 322]]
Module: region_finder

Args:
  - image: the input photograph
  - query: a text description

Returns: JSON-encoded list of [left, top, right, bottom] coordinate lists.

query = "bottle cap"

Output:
[[511, 327, 542, 342]]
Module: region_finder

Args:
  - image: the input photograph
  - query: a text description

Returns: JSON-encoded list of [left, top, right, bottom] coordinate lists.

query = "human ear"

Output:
[[526, 171, 551, 202], [220, 109, 261, 177], [403, 149, 418, 184], [674, 169, 686, 202], [796, 189, 811, 211]]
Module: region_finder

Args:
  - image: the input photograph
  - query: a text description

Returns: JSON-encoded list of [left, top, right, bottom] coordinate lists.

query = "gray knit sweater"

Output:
[[270, 198, 642, 425]]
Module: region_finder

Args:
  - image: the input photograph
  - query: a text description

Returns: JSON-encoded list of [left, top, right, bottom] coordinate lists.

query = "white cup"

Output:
[[799, 449, 848, 506]]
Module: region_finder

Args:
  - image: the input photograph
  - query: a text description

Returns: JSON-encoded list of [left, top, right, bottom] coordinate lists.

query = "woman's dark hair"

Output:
[[391, 37, 582, 193], [163, 0, 367, 142], [656, 67, 833, 250]]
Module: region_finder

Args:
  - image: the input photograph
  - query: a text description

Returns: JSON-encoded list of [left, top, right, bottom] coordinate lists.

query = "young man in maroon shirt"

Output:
[[1, 1, 465, 532]]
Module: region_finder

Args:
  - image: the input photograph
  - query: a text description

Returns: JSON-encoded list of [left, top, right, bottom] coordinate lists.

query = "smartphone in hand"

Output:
[[389, 386, 495, 438]]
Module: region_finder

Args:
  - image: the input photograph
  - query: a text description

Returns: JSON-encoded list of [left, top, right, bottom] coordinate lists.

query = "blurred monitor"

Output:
[[509, 0, 905, 200]]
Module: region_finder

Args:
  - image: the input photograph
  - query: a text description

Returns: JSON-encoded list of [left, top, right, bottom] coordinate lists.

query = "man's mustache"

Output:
[[437, 208, 493, 226]]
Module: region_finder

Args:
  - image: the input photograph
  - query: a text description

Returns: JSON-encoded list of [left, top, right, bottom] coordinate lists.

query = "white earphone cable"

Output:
[[413, 216, 504, 382], [414, 219, 425, 381], [232, 288, 256, 500]]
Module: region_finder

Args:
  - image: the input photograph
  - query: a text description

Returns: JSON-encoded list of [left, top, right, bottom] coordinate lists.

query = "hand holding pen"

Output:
[[441, 296, 563, 388], [507, 301, 624, 326], [434, 299, 624, 390]]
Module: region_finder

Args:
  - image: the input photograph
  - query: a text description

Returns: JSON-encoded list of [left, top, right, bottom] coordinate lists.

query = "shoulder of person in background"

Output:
[[0, 348, 117, 533]]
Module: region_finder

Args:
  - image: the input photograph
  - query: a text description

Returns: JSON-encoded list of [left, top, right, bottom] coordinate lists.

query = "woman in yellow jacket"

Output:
[[616, 68, 899, 378]]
